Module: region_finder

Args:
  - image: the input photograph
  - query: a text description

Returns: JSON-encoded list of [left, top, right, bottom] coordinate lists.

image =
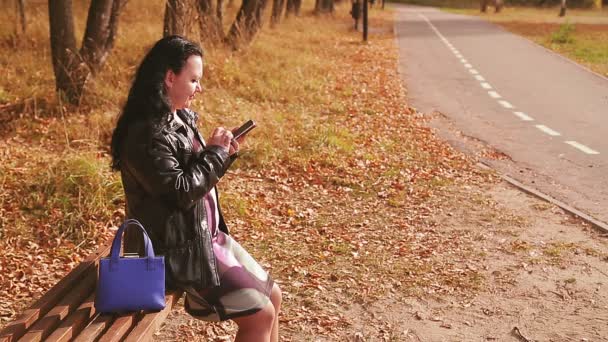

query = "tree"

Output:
[[559, 0, 566, 16], [48, 0, 125, 105], [315, 0, 334, 14], [495, 0, 503, 13], [480, 0, 502, 13], [225, 0, 270, 50], [15, 0, 26, 36], [164, 0, 188, 36], [481, 0, 487, 12], [271, 0, 286, 26], [285, 0, 302, 17], [164, 0, 271, 50], [196, 0, 225, 45]]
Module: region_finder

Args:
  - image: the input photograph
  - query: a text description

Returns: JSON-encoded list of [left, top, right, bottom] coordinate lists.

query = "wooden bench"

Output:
[[0, 243, 182, 342]]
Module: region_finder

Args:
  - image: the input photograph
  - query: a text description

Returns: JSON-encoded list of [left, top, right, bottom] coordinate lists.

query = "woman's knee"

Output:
[[270, 284, 282, 310], [234, 301, 275, 329]]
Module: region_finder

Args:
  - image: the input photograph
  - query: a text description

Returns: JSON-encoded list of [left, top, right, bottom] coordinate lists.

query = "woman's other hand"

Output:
[[229, 139, 239, 156], [207, 127, 233, 154]]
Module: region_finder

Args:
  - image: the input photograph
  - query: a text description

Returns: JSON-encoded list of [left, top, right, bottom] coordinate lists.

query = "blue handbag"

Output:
[[94, 219, 166, 313]]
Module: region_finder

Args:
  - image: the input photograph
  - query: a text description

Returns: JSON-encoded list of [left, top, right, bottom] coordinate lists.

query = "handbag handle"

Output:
[[109, 219, 156, 263]]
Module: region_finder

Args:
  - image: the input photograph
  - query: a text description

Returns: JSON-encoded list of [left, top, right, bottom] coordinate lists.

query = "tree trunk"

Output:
[[197, 0, 224, 45], [164, 0, 188, 36], [48, 0, 123, 105], [494, 0, 503, 13], [217, 0, 224, 24], [294, 0, 301, 15], [351, 0, 361, 29], [285, 0, 301, 17], [285, 0, 302, 18], [81, 0, 122, 74], [285, 0, 294, 17], [270, 0, 285, 26], [315, 0, 333, 14], [225, 0, 269, 50], [15, 0, 26, 36], [559, 0, 566, 16], [49, 0, 80, 103], [480, 0, 487, 12], [363, 0, 368, 40]]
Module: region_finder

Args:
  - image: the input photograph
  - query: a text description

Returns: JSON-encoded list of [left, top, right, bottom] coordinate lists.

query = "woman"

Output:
[[110, 35, 281, 341]]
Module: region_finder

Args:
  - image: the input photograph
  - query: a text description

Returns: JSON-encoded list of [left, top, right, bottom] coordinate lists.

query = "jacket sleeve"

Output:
[[125, 130, 230, 210]]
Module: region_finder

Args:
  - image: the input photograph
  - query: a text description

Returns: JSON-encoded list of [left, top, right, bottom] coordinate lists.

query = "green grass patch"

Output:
[[551, 22, 576, 43], [220, 192, 251, 217], [18, 152, 122, 243], [544, 241, 576, 258]]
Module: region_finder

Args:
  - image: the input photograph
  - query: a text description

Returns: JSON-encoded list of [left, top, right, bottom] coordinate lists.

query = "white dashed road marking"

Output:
[[480, 82, 492, 89], [498, 100, 514, 109], [469, 69, 479, 74], [474, 75, 485, 81], [488, 91, 501, 98], [565, 141, 599, 154], [513, 111, 534, 121], [536, 125, 561, 136]]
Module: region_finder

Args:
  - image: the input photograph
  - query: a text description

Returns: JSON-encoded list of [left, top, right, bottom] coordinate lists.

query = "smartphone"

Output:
[[232, 120, 256, 140]]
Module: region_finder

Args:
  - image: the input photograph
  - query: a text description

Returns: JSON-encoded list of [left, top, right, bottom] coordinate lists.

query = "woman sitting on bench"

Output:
[[109, 35, 281, 342]]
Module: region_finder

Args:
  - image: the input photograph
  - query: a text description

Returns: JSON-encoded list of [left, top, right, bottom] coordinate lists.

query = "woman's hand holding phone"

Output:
[[207, 127, 233, 154], [228, 137, 239, 156], [207, 120, 255, 157]]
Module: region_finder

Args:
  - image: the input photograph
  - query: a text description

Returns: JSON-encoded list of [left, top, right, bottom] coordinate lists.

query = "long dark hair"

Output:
[[110, 35, 203, 171]]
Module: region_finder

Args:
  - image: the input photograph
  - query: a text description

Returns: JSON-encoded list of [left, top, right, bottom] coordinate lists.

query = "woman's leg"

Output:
[[270, 284, 282, 342], [233, 301, 275, 342]]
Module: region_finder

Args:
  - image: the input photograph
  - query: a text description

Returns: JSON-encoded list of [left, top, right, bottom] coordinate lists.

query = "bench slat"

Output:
[[0, 243, 111, 342], [124, 291, 183, 342], [97, 313, 138, 342], [17, 272, 96, 342], [72, 312, 114, 342], [44, 293, 96, 342]]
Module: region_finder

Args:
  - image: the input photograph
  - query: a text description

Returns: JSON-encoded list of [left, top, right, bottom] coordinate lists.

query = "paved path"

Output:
[[394, 5, 608, 224]]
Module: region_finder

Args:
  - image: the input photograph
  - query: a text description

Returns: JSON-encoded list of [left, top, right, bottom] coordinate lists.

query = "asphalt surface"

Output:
[[393, 5, 608, 224]]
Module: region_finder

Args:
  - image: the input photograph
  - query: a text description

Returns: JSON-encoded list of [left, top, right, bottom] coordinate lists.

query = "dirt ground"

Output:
[[354, 183, 608, 342], [153, 176, 608, 341]]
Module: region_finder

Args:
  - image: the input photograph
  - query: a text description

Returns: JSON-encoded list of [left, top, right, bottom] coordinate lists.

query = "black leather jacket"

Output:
[[120, 109, 235, 290]]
